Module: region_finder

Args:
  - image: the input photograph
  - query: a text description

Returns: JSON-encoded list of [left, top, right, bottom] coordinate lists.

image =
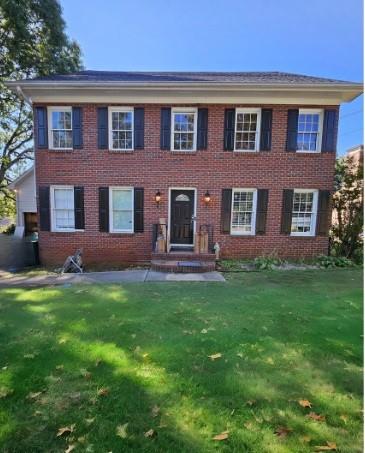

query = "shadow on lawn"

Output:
[[0, 274, 363, 452]]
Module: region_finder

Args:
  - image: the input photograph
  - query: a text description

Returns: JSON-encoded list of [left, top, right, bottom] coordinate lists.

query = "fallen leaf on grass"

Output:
[[300, 435, 311, 443], [65, 445, 75, 453], [274, 426, 292, 438], [85, 417, 95, 426], [56, 424, 75, 437], [340, 414, 348, 424], [299, 399, 312, 408], [151, 405, 160, 417], [58, 338, 67, 344], [314, 442, 337, 451], [56, 365, 64, 371], [116, 423, 128, 439], [97, 387, 109, 397], [24, 353, 35, 359], [0, 387, 14, 398], [212, 431, 229, 441], [307, 412, 326, 422], [246, 400, 256, 406], [208, 353, 222, 360], [27, 391, 42, 400], [201, 329, 208, 334], [144, 429, 156, 438]]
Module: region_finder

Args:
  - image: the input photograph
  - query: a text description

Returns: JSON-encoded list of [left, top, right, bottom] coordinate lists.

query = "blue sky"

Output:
[[61, 0, 363, 155]]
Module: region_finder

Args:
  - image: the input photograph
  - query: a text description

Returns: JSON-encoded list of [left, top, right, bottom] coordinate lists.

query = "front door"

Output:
[[170, 190, 195, 245]]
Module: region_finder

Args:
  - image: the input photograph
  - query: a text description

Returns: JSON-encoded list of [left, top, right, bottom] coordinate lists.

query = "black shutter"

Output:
[[99, 187, 109, 232], [256, 189, 269, 234], [134, 188, 144, 233], [74, 186, 85, 230], [322, 110, 337, 153], [72, 107, 83, 149], [260, 109, 272, 151], [280, 189, 294, 234], [134, 108, 144, 149], [221, 189, 232, 233], [160, 108, 171, 149], [286, 109, 299, 152], [39, 186, 50, 231], [35, 106, 48, 149], [223, 109, 235, 151], [316, 190, 331, 235], [97, 107, 108, 149], [197, 108, 208, 150]]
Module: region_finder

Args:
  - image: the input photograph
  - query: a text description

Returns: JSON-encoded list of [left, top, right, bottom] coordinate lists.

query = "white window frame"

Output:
[[290, 189, 318, 237], [234, 108, 261, 152], [171, 107, 198, 152], [50, 185, 76, 232], [47, 106, 73, 150], [108, 107, 134, 151], [296, 109, 323, 153], [109, 186, 134, 233], [230, 188, 257, 236]]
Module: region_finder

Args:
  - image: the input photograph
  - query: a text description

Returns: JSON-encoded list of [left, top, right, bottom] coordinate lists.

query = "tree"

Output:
[[0, 0, 82, 210], [331, 154, 363, 259]]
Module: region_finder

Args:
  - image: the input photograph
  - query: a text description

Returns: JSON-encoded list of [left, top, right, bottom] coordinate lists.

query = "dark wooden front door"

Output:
[[24, 212, 38, 236], [170, 190, 195, 245]]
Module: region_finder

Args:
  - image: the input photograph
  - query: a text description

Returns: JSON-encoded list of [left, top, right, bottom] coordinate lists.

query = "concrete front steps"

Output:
[[151, 251, 216, 273]]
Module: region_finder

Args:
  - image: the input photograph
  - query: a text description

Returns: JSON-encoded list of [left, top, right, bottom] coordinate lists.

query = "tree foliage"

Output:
[[0, 0, 82, 207], [331, 153, 363, 260]]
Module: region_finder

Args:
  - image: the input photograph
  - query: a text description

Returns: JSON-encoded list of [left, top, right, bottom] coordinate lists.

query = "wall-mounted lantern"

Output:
[[155, 190, 161, 205], [204, 190, 211, 205]]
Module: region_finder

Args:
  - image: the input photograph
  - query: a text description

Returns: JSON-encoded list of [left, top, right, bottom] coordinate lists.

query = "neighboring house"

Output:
[[8, 167, 37, 236], [347, 144, 364, 166], [6, 71, 363, 267]]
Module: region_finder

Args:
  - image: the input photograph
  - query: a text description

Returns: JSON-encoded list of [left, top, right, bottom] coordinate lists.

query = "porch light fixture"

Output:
[[204, 190, 211, 204], [155, 190, 161, 204]]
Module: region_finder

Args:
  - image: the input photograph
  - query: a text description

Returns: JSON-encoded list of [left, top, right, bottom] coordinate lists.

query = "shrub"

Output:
[[254, 254, 283, 270], [316, 255, 355, 268], [2, 224, 15, 235]]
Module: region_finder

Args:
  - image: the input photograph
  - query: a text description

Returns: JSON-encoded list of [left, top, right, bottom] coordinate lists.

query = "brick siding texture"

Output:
[[34, 103, 337, 266]]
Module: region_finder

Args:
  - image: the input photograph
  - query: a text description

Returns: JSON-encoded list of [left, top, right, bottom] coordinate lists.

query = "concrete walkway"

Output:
[[0, 269, 225, 288]]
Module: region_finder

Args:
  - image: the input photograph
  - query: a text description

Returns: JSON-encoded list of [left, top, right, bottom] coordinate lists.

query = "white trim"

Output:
[[168, 187, 197, 247], [47, 106, 73, 150], [234, 108, 261, 152], [170, 107, 198, 152], [109, 186, 134, 233], [108, 106, 134, 151], [296, 109, 323, 153], [230, 188, 257, 236], [290, 189, 318, 237], [50, 185, 79, 232]]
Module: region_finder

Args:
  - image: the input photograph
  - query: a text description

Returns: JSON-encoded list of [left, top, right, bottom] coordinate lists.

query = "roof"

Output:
[[10, 70, 361, 85], [8, 167, 34, 190]]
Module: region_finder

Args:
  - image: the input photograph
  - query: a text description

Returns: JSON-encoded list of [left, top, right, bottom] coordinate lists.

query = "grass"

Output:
[[0, 269, 362, 452]]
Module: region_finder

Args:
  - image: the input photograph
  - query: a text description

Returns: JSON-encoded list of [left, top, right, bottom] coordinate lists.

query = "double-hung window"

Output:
[[50, 186, 75, 232], [48, 107, 73, 150], [109, 187, 134, 233], [291, 189, 318, 236], [230, 189, 257, 235], [109, 107, 134, 151], [297, 109, 323, 152], [171, 108, 197, 151], [234, 108, 261, 152]]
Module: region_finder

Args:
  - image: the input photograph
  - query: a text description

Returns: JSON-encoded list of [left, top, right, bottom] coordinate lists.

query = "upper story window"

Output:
[[230, 188, 257, 235], [50, 186, 75, 232], [109, 107, 134, 151], [171, 108, 197, 151], [109, 187, 134, 233], [48, 107, 72, 150], [291, 189, 318, 236], [297, 109, 323, 152], [234, 108, 261, 152]]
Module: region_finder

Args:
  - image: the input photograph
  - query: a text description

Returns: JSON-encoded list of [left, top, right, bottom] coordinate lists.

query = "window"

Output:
[[291, 190, 318, 236], [234, 109, 261, 151], [51, 186, 75, 231], [109, 187, 134, 233], [109, 107, 134, 150], [48, 107, 72, 150], [231, 189, 257, 235], [171, 108, 197, 151], [297, 109, 323, 152]]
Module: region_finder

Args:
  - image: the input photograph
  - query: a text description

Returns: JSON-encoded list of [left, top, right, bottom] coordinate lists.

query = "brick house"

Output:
[[6, 71, 362, 270]]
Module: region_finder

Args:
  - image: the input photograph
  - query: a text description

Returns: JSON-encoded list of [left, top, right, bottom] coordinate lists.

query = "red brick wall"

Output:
[[34, 103, 337, 266]]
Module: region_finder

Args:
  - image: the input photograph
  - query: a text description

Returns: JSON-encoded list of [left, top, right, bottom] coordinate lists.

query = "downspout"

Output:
[[15, 85, 32, 106]]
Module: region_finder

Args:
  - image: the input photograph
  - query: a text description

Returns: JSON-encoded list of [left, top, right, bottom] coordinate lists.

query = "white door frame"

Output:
[[168, 187, 197, 248]]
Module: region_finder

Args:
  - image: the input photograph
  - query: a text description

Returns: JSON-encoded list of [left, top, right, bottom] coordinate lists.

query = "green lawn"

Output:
[[0, 269, 362, 453]]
